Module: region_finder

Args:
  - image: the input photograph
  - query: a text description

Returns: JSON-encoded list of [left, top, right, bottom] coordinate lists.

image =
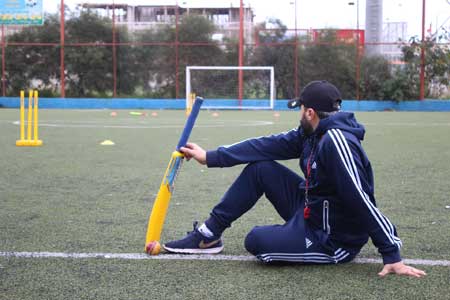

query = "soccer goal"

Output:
[[186, 66, 275, 110]]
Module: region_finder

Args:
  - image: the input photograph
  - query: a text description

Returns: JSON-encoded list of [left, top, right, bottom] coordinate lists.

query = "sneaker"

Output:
[[163, 221, 224, 254]]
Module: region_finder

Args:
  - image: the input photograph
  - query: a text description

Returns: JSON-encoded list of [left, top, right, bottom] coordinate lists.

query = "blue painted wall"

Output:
[[1, 97, 450, 111]]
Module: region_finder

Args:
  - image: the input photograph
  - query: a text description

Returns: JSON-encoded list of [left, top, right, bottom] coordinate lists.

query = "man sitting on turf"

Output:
[[164, 80, 426, 278]]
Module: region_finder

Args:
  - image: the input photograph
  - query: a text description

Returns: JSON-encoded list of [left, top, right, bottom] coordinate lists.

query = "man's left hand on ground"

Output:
[[378, 261, 427, 278]]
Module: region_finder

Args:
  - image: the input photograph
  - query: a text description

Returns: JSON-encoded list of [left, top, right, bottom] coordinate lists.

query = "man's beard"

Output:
[[300, 116, 314, 136]]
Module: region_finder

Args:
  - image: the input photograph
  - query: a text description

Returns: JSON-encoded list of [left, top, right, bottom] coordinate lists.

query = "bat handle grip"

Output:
[[176, 97, 203, 151]]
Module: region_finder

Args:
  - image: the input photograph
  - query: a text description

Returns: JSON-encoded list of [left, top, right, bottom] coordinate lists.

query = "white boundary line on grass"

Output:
[[10, 120, 274, 129], [4, 120, 450, 128], [0, 251, 449, 266], [364, 122, 450, 127]]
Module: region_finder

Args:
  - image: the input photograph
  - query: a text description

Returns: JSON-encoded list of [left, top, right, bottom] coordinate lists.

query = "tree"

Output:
[[5, 14, 61, 96], [405, 37, 449, 98], [252, 24, 360, 100], [359, 55, 393, 100], [132, 25, 176, 98], [250, 19, 297, 99], [133, 15, 224, 98], [299, 29, 357, 99], [64, 9, 133, 97], [5, 9, 136, 97], [386, 37, 450, 100]]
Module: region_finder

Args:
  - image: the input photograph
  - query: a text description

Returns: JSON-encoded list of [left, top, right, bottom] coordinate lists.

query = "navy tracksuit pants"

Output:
[[205, 161, 357, 264]]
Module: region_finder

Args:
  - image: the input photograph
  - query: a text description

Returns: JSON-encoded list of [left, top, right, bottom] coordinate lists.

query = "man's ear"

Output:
[[305, 108, 316, 121]]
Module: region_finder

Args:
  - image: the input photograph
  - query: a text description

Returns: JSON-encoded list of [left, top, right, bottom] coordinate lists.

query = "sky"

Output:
[[43, 0, 450, 39]]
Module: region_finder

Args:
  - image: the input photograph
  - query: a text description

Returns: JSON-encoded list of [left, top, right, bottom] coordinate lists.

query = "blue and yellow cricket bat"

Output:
[[145, 97, 204, 255]]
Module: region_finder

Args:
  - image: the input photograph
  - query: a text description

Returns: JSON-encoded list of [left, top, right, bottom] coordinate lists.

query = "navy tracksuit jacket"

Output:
[[205, 112, 402, 264]]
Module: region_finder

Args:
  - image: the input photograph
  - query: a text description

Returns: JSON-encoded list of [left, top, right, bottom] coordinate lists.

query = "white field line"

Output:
[[9, 120, 273, 129], [3, 119, 450, 128], [0, 251, 449, 266], [364, 122, 450, 127]]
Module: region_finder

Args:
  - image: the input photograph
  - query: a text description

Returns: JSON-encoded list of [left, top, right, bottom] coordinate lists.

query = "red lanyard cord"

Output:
[[304, 142, 316, 219]]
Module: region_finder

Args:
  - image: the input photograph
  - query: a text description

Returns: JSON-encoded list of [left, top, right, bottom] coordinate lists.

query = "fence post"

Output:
[[1, 25, 5, 96], [419, 0, 426, 100], [60, 0, 65, 98], [112, 2, 117, 97]]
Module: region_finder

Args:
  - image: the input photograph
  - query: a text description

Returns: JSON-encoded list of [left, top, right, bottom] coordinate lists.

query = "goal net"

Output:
[[186, 66, 275, 110]]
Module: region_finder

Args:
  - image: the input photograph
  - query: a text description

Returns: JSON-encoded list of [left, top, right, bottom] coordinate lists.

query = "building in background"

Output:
[[432, 15, 450, 43], [365, 0, 383, 56], [382, 21, 407, 63], [311, 29, 365, 56], [80, 1, 254, 43]]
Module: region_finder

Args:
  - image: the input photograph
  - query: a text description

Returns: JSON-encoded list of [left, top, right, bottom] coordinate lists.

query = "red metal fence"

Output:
[[1, 1, 448, 100]]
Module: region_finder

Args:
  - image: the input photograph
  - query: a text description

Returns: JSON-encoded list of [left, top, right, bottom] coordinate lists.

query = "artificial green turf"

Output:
[[1, 109, 449, 299], [0, 257, 449, 300]]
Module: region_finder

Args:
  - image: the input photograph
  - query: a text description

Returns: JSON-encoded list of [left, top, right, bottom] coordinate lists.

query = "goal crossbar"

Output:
[[186, 66, 275, 110]]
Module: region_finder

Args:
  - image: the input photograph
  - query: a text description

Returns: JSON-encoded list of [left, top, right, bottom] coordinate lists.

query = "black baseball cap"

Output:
[[287, 80, 342, 112]]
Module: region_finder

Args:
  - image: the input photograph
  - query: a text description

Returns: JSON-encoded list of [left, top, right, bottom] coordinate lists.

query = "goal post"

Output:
[[186, 66, 275, 110]]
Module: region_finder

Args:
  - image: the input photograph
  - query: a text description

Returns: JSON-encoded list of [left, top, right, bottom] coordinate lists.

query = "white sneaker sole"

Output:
[[163, 245, 224, 254]]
